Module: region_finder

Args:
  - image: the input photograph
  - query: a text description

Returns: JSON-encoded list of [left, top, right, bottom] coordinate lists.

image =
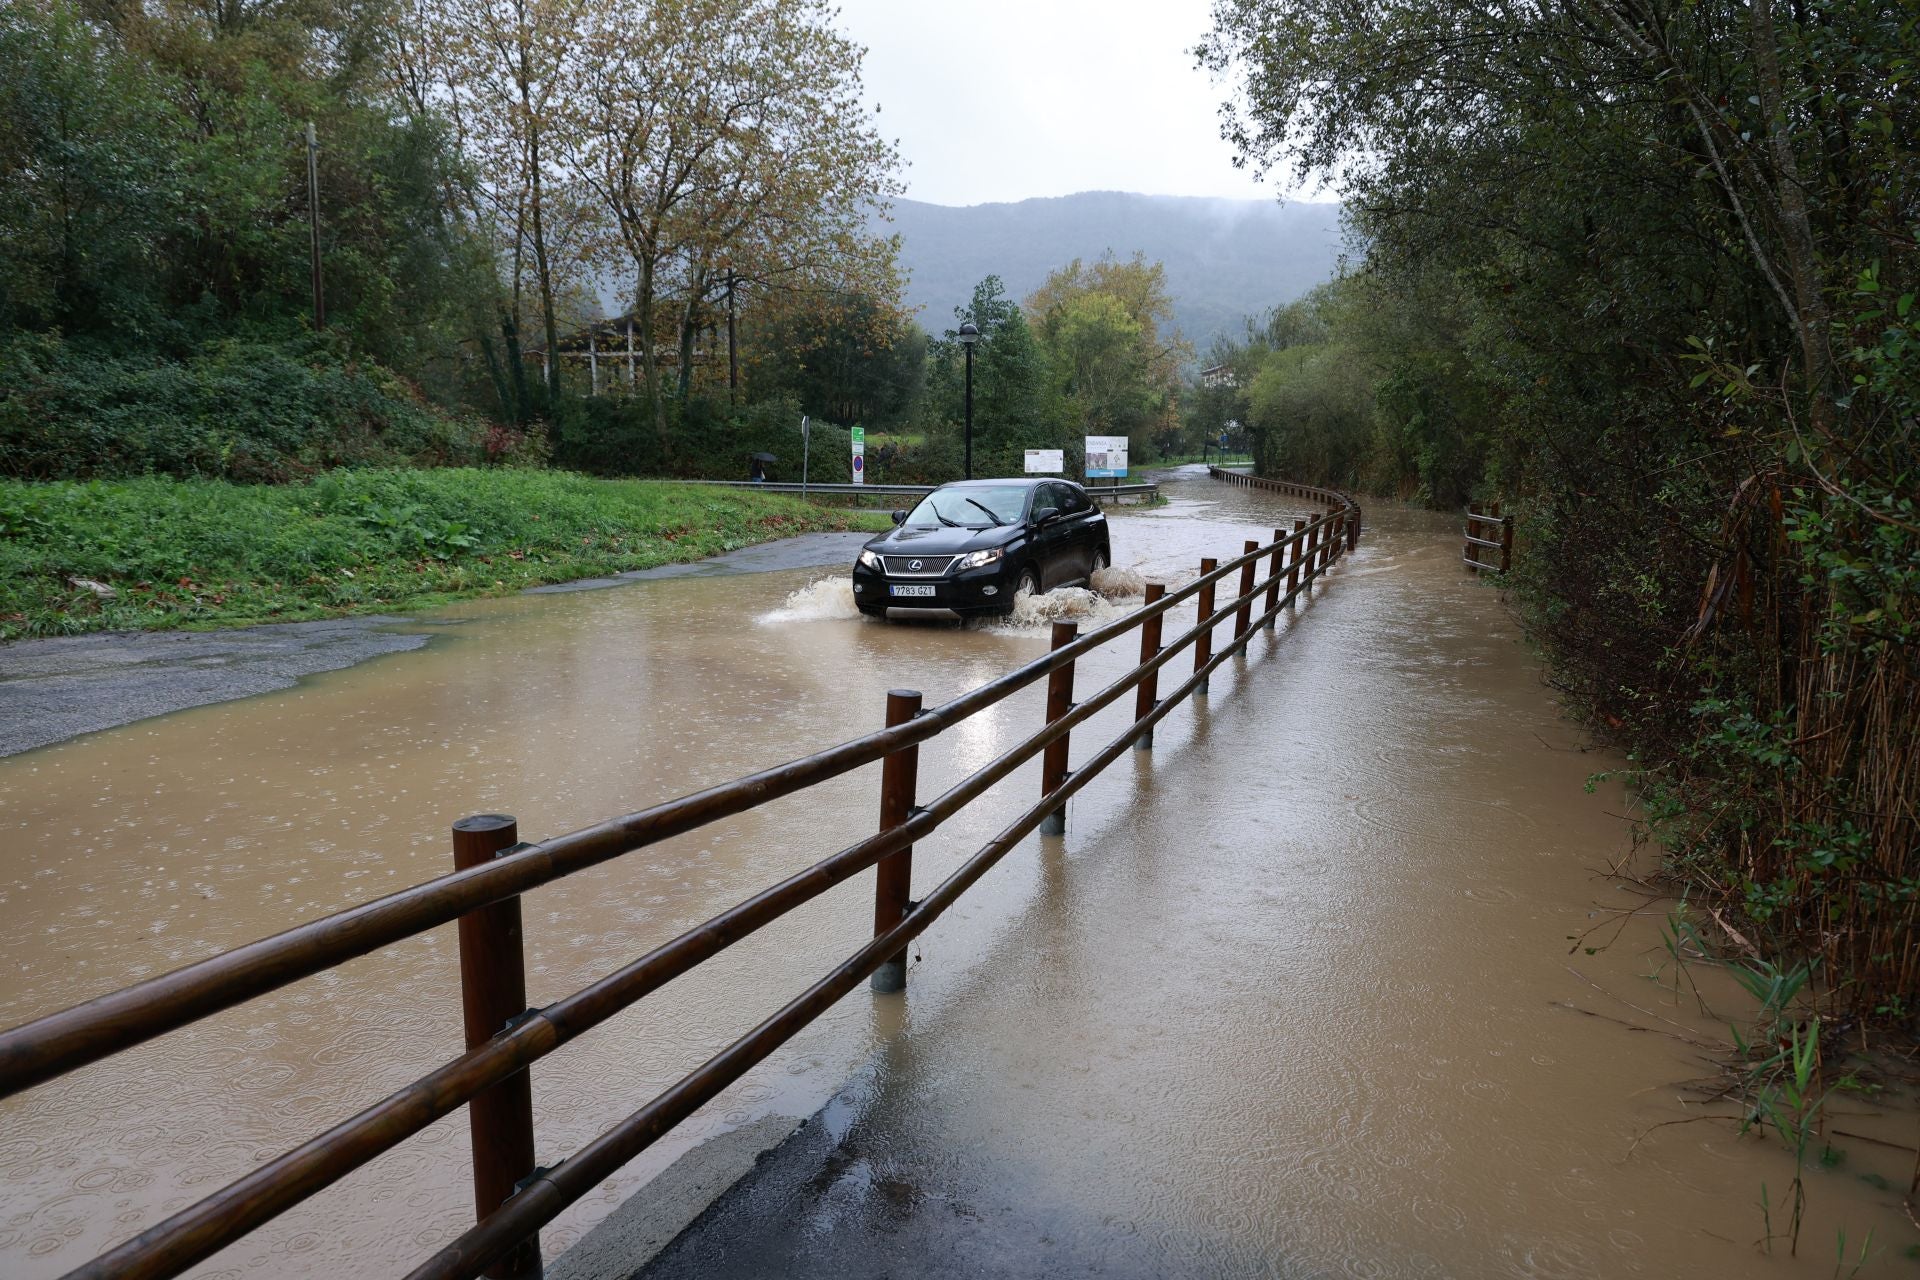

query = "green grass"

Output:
[[0, 470, 890, 640]]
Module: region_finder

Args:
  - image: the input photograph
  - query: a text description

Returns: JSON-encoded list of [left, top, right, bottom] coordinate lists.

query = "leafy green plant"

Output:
[[1743, 1018, 1824, 1257]]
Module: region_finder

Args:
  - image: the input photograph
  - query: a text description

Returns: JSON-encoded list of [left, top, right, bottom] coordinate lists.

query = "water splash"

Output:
[[763, 577, 864, 623], [983, 573, 1146, 634], [764, 567, 1147, 628]]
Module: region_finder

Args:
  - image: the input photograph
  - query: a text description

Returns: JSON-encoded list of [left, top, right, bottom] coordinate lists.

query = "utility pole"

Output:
[[726, 273, 738, 404], [305, 122, 326, 329]]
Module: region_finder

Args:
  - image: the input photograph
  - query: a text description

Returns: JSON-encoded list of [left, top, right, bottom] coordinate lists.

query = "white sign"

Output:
[[1084, 434, 1129, 479], [1024, 449, 1064, 474], [850, 425, 865, 485]]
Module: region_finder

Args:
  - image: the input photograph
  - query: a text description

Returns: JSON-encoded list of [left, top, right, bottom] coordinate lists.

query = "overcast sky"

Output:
[[832, 0, 1318, 208]]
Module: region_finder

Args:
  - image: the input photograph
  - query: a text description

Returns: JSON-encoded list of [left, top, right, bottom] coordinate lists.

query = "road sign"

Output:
[[1084, 434, 1129, 479], [850, 425, 865, 486], [1024, 449, 1064, 474]]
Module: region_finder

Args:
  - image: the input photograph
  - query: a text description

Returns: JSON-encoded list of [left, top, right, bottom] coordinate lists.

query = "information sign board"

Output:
[[1084, 435, 1129, 479]]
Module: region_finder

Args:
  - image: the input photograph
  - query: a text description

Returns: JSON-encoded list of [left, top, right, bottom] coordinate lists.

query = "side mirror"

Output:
[[1030, 506, 1060, 526], [890, 510, 907, 525]]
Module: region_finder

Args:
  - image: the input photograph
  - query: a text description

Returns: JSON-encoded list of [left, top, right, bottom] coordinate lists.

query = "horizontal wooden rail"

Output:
[[407, 544, 1329, 1280], [4, 478, 1360, 1280]]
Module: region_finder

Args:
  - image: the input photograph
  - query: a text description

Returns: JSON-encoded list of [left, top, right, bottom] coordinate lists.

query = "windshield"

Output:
[[903, 485, 1029, 529]]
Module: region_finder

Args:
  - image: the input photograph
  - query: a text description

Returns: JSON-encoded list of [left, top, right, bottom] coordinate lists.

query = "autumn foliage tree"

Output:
[[561, 0, 903, 440]]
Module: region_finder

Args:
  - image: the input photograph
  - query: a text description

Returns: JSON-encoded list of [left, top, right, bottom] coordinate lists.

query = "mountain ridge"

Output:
[[881, 191, 1347, 347]]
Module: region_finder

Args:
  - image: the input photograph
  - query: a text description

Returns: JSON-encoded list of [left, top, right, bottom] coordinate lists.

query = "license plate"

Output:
[[889, 584, 936, 598]]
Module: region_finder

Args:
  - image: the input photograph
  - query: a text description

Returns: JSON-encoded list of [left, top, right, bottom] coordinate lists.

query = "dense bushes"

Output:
[[551, 391, 1069, 487], [0, 333, 490, 481]]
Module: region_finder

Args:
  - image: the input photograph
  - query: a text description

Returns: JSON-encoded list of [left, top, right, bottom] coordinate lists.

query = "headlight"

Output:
[[857, 549, 883, 570], [957, 547, 1004, 570]]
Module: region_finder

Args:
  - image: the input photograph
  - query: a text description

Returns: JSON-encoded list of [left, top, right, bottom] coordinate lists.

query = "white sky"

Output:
[[832, 0, 1314, 207]]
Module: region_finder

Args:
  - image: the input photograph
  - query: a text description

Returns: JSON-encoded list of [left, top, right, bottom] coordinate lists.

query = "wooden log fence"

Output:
[[0, 475, 1360, 1280]]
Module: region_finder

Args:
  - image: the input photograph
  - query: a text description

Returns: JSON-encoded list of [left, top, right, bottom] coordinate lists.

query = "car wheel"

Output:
[[1091, 548, 1109, 574], [1015, 565, 1042, 599]]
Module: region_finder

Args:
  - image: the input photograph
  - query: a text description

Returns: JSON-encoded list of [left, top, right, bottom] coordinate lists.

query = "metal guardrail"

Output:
[[680, 478, 1161, 503], [1206, 467, 1364, 537], [0, 479, 1358, 1280], [1464, 503, 1514, 572]]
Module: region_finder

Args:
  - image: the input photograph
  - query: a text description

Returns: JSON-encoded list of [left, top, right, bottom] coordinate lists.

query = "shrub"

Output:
[[0, 331, 486, 482]]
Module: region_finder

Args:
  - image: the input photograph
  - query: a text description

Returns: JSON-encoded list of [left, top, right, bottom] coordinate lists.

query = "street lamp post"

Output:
[[957, 321, 979, 480]]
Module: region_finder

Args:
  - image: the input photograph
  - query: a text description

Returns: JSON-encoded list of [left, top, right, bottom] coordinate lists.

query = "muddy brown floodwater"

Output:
[[1, 467, 1914, 1278]]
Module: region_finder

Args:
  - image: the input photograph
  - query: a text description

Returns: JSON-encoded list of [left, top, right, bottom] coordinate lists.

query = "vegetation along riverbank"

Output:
[[1201, 0, 1918, 1026], [0, 471, 888, 641]]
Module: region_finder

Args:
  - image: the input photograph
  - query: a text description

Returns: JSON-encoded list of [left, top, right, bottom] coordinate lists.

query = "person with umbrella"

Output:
[[748, 451, 776, 482]]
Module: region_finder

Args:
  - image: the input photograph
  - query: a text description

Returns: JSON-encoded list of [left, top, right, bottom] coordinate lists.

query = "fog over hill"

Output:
[[882, 192, 1348, 349]]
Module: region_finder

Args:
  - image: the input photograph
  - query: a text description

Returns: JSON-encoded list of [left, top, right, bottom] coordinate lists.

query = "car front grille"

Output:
[[881, 554, 959, 577]]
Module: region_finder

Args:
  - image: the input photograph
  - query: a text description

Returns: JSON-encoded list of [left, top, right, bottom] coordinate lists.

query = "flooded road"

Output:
[[2, 469, 1914, 1277]]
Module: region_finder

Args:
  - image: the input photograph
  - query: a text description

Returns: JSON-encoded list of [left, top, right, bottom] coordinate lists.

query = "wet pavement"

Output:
[[2, 470, 1915, 1279], [0, 533, 869, 758]]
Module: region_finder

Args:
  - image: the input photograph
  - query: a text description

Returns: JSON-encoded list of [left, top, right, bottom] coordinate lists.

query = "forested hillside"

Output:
[[1202, 0, 1918, 1016]]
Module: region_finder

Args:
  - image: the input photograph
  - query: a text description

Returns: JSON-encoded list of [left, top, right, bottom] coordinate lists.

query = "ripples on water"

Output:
[[3, 470, 1914, 1278]]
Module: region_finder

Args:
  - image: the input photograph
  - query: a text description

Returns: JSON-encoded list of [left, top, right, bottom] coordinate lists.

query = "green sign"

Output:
[[850, 427, 864, 446]]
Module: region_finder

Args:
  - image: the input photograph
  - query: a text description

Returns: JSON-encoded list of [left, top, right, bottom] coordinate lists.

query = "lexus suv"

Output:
[[851, 478, 1111, 619]]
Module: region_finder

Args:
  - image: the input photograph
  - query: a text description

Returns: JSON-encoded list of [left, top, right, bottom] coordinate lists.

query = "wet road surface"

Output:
[[623, 485, 1920, 1279], [1, 469, 1913, 1278], [0, 532, 872, 758]]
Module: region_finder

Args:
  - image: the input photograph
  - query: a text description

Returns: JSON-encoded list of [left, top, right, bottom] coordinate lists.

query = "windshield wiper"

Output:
[[932, 510, 964, 528], [963, 497, 1007, 526]]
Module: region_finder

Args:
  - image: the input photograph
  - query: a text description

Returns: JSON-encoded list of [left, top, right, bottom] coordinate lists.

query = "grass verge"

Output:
[[0, 470, 891, 640]]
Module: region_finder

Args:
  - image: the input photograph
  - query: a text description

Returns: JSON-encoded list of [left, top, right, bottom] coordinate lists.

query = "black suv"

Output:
[[852, 478, 1112, 619]]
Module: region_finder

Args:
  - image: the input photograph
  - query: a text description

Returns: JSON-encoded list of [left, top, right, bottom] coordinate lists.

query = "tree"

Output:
[[924, 277, 1060, 451], [1027, 253, 1188, 448], [565, 0, 902, 441], [390, 0, 585, 414], [1203, 0, 1920, 1009], [0, 1, 179, 333], [742, 291, 924, 429]]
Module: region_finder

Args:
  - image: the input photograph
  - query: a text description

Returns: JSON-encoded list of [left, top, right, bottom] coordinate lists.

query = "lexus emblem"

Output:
[[908, 559, 923, 571]]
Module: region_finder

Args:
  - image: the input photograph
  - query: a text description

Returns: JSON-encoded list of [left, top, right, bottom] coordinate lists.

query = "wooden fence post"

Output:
[[1234, 540, 1258, 642], [1040, 622, 1077, 834], [1288, 518, 1306, 601], [1194, 558, 1218, 695], [871, 689, 923, 994], [1134, 583, 1165, 751], [1263, 530, 1284, 629], [452, 815, 541, 1280]]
